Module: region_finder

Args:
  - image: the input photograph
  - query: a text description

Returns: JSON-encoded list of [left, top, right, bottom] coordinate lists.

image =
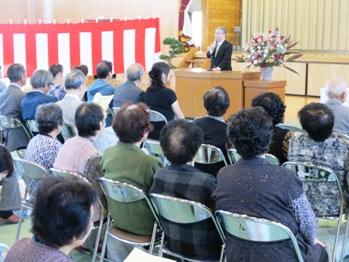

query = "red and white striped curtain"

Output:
[[0, 18, 160, 76]]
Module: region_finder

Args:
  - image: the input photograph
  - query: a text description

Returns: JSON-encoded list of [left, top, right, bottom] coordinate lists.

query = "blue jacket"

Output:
[[87, 79, 115, 101], [21, 91, 57, 120]]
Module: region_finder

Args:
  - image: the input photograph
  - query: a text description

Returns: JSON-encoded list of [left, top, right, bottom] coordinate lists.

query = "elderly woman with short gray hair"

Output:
[[24, 103, 63, 199], [20, 69, 57, 120]]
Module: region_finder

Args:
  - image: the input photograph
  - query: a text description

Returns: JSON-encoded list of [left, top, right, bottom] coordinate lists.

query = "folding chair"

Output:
[[60, 123, 76, 141], [150, 110, 168, 124], [227, 149, 279, 166], [49, 168, 104, 262], [0, 243, 9, 261], [150, 193, 225, 262], [215, 211, 304, 262], [143, 139, 166, 164], [276, 123, 303, 133], [13, 158, 50, 240], [98, 178, 160, 262], [10, 149, 26, 159], [0, 115, 32, 143], [194, 144, 228, 166], [25, 120, 39, 136], [227, 149, 241, 165], [283, 161, 346, 261], [263, 153, 280, 166]]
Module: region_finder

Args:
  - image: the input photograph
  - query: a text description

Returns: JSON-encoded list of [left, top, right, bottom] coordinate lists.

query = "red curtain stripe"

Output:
[[0, 18, 160, 76]]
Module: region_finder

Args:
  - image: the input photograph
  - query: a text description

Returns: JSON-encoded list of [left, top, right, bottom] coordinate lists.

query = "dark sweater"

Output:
[[193, 117, 228, 176]]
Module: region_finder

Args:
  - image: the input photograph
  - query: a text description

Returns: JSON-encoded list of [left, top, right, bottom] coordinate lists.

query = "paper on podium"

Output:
[[92, 92, 113, 111], [124, 248, 175, 262]]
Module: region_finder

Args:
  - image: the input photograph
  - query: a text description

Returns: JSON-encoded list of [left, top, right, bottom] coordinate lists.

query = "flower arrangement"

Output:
[[236, 28, 302, 74]]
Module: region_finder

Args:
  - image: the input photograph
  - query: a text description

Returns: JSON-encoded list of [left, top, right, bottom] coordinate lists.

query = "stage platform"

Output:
[[193, 51, 349, 97]]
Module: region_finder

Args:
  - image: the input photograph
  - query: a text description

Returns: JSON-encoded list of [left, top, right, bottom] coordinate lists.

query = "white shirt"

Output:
[[210, 39, 225, 55]]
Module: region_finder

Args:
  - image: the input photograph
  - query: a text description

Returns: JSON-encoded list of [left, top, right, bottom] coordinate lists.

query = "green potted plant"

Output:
[[159, 37, 185, 68]]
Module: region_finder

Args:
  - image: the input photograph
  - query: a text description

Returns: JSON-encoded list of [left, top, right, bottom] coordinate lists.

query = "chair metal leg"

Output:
[[159, 232, 165, 257], [332, 216, 342, 262], [15, 207, 24, 241], [340, 212, 349, 261], [219, 244, 225, 262], [99, 215, 111, 262], [149, 222, 157, 255], [92, 207, 105, 262]]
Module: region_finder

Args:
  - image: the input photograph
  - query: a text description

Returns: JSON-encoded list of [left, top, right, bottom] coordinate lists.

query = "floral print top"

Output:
[[287, 132, 349, 217]]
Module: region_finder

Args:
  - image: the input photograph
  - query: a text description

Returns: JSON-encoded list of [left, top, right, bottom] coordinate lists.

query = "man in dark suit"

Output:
[[206, 26, 233, 71], [0, 63, 29, 151]]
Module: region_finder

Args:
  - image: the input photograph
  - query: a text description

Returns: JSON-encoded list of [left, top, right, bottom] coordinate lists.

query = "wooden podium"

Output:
[[244, 80, 286, 108], [174, 69, 260, 119]]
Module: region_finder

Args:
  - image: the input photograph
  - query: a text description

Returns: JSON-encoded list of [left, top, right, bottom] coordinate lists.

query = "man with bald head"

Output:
[[325, 78, 349, 135], [113, 63, 145, 107]]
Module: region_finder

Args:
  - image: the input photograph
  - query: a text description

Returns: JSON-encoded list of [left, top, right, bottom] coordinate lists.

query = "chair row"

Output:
[[98, 177, 306, 262], [97, 160, 349, 262], [10, 157, 301, 262], [144, 139, 280, 167], [0, 115, 76, 142], [9, 144, 348, 257]]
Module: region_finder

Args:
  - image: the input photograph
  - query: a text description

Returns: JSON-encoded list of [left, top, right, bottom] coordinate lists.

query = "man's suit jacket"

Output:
[[0, 84, 29, 151], [113, 80, 144, 107], [206, 40, 233, 71]]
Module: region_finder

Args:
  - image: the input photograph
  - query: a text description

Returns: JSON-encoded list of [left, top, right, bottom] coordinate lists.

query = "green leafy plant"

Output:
[[159, 37, 185, 68]]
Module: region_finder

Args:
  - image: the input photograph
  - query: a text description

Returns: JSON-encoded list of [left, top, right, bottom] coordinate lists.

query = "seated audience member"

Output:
[[252, 92, 288, 163], [214, 108, 328, 262], [26, 104, 63, 169], [5, 176, 97, 262], [325, 78, 349, 135], [56, 70, 85, 130], [72, 65, 89, 102], [288, 103, 349, 217], [24, 104, 63, 199], [0, 65, 7, 93], [0, 146, 21, 223], [0, 63, 29, 151], [48, 64, 66, 100], [141, 62, 184, 139], [193, 87, 229, 175], [21, 69, 57, 121], [113, 63, 145, 107], [102, 103, 162, 261], [72, 64, 89, 76], [150, 120, 222, 259], [54, 103, 104, 180], [87, 62, 115, 101]]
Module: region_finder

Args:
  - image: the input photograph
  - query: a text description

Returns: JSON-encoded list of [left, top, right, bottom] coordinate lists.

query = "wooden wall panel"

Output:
[[202, 0, 242, 50], [307, 63, 349, 96]]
